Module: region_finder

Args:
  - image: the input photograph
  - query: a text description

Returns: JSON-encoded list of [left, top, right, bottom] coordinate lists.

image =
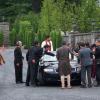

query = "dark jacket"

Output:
[[14, 47, 23, 63], [79, 47, 93, 66], [95, 46, 100, 60], [28, 46, 43, 63]]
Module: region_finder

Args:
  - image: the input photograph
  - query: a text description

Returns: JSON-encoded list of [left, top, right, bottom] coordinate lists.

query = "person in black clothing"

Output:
[[95, 40, 100, 86], [14, 41, 24, 84], [43, 45, 55, 56], [26, 41, 43, 86], [25, 43, 55, 86]]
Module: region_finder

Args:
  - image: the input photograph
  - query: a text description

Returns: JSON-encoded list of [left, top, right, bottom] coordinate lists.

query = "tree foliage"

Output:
[[0, 0, 32, 23], [9, 13, 38, 47], [8, 0, 100, 48]]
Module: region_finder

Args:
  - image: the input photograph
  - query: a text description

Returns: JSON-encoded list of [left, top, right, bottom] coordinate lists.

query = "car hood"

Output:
[[40, 51, 79, 69]]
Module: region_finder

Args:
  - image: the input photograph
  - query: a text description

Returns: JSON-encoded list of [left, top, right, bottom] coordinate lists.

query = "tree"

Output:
[[10, 20, 34, 47], [38, 0, 63, 49], [77, 0, 100, 32], [0, 0, 32, 23]]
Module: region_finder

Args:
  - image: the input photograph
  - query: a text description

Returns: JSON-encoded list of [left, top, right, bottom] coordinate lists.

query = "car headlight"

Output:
[[44, 68, 54, 72]]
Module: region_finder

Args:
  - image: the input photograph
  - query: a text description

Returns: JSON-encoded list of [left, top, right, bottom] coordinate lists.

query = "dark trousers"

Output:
[[26, 63, 30, 85], [96, 64, 100, 85], [30, 60, 39, 85], [81, 65, 92, 86], [14, 62, 23, 83]]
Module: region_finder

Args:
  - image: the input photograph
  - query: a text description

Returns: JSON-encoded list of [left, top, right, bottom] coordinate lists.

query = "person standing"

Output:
[[95, 39, 100, 86], [91, 44, 96, 79], [41, 35, 53, 51], [27, 41, 43, 86], [79, 42, 93, 88], [56, 41, 72, 89], [14, 41, 24, 84]]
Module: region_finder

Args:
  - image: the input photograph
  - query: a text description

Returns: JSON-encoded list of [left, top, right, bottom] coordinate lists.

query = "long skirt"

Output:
[[58, 60, 71, 76]]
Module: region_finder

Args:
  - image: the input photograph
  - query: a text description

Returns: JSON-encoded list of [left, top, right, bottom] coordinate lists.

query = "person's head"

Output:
[[80, 42, 85, 48], [95, 39, 100, 46], [16, 41, 22, 47], [33, 41, 40, 47], [44, 45, 50, 52], [85, 42, 90, 47], [45, 35, 51, 41], [62, 41, 67, 46], [91, 44, 96, 49]]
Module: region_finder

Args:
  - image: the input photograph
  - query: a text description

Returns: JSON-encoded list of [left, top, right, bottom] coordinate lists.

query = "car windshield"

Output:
[[42, 51, 57, 62]]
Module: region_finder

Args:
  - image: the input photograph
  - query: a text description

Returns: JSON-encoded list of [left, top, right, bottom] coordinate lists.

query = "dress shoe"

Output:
[[94, 84, 100, 87], [80, 85, 87, 88], [16, 81, 20, 84], [88, 85, 92, 88], [25, 83, 30, 86], [20, 81, 24, 83]]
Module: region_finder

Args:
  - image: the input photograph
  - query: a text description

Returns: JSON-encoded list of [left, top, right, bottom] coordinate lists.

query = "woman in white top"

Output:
[[41, 35, 53, 51]]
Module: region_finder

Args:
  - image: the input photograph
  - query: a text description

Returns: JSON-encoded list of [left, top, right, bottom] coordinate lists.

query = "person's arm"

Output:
[[50, 41, 53, 51], [30, 48, 35, 64], [78, 51, 82, 65], [41, 41, 45, 48], [56, 50, 59, 60], [69, 48, 79, 57], [90, 49, 93, 59], [26, 49, 29, 62], [35, 48, 43, 59]]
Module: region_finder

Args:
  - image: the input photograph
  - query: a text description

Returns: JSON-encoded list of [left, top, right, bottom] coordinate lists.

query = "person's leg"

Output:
[[96, 64, 100, 86], [34, 61, 39, 85], [34, 67, 38, 85], [14, 65, 19, 83], [87, 65, 92, 87], [19, 63, 23, 83], [61, 75, 65, 88], [30, 63, 35, 85], [17, 67, 21, 83], [26, 63, 30, 86], [66, 74, 71, 88], [81, 66, 86, 87], [14, 61, 21, 83]]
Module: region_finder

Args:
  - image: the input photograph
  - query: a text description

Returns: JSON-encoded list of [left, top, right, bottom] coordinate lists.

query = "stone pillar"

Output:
[[0, 22, 9, 46], [68, 34, 71, 44], [91, 32, 95, 44]]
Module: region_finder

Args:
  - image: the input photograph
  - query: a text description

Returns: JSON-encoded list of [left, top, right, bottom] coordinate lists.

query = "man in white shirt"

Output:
[[41, 35, 53, 51]]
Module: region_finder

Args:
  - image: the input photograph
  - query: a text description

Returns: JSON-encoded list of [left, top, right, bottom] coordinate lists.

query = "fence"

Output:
[[61, 31, 100, 46], [0, 22, 9, 46]]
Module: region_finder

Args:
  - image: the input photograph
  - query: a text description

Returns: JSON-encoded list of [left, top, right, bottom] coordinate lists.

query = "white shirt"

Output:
[[41, 40, 53, 51]]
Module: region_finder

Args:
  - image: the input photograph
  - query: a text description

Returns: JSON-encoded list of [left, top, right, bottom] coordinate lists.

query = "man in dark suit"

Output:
[[14, 41, 24, 84], [25, 41, 43, 86], [95, 40, 100, 87], [25, 43, 55, 86]]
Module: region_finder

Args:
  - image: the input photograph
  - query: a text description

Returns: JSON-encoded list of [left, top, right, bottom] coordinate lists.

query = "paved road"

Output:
[[0, 49, 100, 100]]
